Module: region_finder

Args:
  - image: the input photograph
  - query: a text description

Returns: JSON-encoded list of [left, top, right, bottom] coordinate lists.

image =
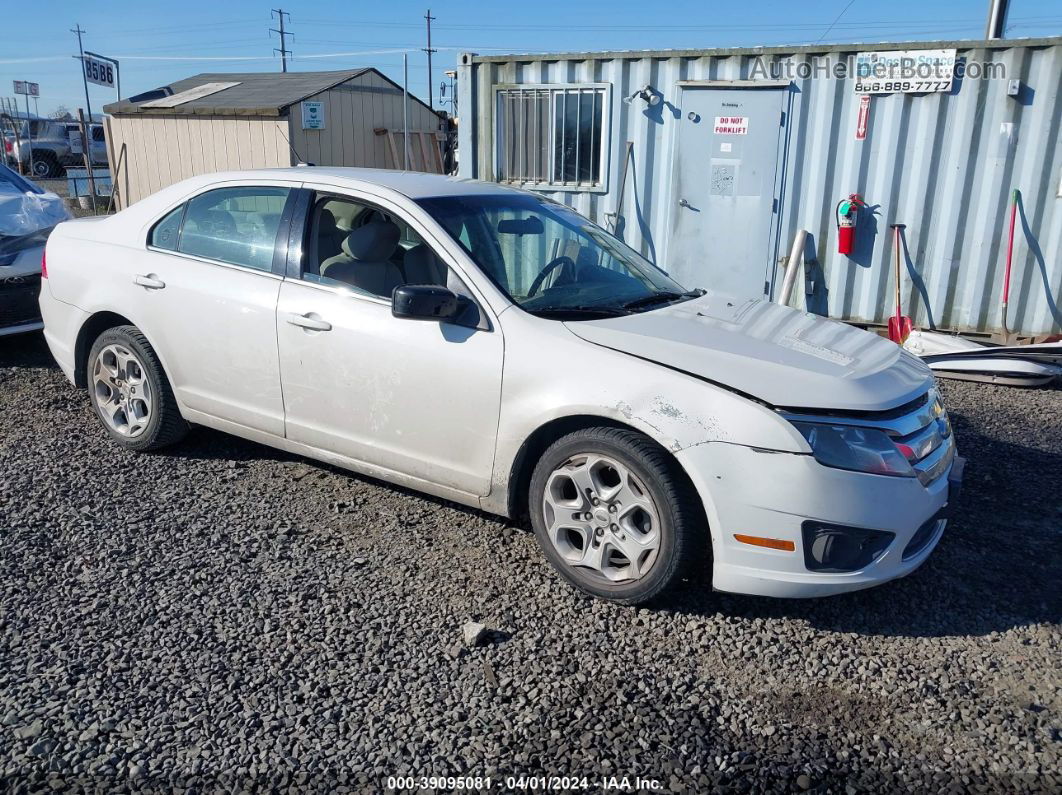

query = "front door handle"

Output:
[[286, 313, 332, 332], [133, 274, 166, 289], [678, 198, 691, 208]]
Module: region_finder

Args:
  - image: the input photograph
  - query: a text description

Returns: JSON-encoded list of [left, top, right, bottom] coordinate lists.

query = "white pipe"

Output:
[[779, 229, 807, 306]]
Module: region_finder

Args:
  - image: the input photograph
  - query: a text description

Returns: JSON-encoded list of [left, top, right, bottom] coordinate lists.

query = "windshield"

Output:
[[417, 193, 696, 318]]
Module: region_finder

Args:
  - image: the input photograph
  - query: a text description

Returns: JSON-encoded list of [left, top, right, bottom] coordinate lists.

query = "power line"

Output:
[[271, 8, 292, 73], [817, 0, 860, 43], [290, 15, 1062, 31]]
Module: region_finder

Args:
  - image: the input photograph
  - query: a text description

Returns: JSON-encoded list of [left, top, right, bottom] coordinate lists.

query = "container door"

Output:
[[667, 85, 787, 301]]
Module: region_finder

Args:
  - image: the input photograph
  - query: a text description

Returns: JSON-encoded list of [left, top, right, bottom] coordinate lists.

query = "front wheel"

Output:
[[529, 427, 704, 605], [87, 325, 188, 452]]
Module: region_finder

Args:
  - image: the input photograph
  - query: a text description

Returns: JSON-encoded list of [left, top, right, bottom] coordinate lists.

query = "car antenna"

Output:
[[275, 123, 311, 167]]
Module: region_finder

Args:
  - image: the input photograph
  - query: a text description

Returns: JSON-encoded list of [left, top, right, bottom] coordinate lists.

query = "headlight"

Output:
[[791, 422, 915, 478]]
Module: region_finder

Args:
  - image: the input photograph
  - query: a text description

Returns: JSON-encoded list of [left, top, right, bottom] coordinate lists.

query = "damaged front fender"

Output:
[[484, 314, 808, 515]]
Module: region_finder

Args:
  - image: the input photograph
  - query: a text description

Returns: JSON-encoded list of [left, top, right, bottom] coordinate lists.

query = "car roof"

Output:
[[187, 167, 532, 201]]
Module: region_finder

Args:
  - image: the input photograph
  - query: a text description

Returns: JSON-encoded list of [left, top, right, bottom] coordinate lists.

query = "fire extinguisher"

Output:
[[835, 194, 866, 256]]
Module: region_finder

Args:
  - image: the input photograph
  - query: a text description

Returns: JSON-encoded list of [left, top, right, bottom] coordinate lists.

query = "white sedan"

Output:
[[40, 168, 963, 604]]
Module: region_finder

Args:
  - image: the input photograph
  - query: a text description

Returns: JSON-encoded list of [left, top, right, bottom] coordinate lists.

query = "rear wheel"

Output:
[[529, 427, 703, 605], [87, 326, 188, 451]]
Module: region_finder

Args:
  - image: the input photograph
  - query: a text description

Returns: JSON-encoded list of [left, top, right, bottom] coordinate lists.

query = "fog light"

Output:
[[801, 522, 894, 572]]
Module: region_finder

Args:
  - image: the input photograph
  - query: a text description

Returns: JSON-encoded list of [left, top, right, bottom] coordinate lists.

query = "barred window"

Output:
[[495, 86, 607, 189]]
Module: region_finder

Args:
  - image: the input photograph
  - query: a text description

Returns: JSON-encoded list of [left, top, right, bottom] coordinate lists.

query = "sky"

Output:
[[2, 0, 1061, 118]]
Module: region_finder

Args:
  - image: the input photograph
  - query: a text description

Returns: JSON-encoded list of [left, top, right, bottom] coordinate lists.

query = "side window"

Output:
[[91, 126, 105, 142], [178, 186, 290, 271], [149, 205, 184, 251], [303, 195, 450, 298]]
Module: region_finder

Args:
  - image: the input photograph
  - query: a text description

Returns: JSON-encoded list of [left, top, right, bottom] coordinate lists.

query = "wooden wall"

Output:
[[287, 71, 441, 170], [105, 115, 291, 209], [105, 70, 442, 209]]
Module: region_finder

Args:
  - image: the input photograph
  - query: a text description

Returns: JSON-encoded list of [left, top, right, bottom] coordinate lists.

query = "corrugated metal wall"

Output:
[[460, 39, 1062, 337]]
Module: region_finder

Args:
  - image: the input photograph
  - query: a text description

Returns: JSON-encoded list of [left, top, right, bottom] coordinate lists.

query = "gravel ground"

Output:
[[0, 332, 1059, 793]]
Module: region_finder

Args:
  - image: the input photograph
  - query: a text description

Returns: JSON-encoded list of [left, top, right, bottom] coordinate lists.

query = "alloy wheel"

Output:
[[541, 453, 661, 583], [92, 344, 153, 438]]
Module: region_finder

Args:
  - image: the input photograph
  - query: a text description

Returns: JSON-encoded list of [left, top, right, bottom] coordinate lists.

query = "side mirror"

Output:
[[392, 284, 461, 321]]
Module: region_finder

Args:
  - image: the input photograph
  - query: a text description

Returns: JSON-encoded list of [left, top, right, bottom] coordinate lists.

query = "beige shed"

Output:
[[102, 69, 443, 209]]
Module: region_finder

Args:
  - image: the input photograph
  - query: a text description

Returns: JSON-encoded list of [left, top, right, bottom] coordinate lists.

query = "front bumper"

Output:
[[0, 250, 44, 334], [676, 441, 964, 598]]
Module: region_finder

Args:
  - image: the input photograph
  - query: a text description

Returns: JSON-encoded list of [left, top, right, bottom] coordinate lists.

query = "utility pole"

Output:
[[71, 24, 93, 124], [985, 0, 1010, 39], [423, 8, 437, 110], [271, 9, 292, 73]]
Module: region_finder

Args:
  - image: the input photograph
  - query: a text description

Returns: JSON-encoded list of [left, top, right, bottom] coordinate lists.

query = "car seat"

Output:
[[321, 221, 403, 296], [315, 207, 345, 266]]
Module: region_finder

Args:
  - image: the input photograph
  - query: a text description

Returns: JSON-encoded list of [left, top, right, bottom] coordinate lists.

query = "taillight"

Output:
[[3, 140, 11, 153], [41, 249, 47, 278]]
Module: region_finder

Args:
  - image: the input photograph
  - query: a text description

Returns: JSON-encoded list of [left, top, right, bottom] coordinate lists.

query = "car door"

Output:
[[275, 188, 503, 496], [136, 182, 298, 436]]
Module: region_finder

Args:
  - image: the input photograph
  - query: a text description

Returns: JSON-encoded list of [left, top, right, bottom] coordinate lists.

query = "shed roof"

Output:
[[104, 69, 372, 116]]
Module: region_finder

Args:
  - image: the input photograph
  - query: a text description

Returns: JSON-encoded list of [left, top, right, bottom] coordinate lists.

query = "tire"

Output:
[[30, 152, 58, 179], [529, 427, 704, 605], [86, 325, 188, 452]]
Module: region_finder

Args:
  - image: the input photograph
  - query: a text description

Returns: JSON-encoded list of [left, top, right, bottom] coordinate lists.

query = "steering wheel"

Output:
[[526, 255, 577, 298]]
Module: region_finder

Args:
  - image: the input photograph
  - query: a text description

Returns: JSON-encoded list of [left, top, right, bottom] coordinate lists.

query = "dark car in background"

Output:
[[0, 164, 70, 336]]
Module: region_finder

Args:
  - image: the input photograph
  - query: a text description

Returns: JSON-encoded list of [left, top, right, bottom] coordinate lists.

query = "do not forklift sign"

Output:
[[713, 116, 748, 135], [855, 95, 871, 140]]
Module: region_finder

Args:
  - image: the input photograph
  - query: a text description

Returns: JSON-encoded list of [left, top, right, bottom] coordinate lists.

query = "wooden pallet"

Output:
[[374, 128, 445, 173]]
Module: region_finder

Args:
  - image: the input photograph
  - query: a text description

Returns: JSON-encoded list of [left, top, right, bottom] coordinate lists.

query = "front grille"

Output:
[[0, 274, 42, 327]]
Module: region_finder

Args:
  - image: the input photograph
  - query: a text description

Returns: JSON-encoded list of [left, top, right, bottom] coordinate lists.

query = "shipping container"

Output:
[[458, 37, 1062, 338]]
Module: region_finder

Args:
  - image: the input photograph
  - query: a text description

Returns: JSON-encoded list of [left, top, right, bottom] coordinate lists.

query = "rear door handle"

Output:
[[286, 313, 332, 332], [134, 274, 166, 289]]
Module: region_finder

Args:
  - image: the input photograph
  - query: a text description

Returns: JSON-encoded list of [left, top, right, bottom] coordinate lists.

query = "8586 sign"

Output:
[[83, 56, 115, 89]]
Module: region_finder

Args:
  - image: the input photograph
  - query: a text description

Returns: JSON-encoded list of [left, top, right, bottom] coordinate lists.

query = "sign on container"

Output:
[[855, 95, 871, 141], [713, 116, 748, 135], [854, 49, 957, 94]]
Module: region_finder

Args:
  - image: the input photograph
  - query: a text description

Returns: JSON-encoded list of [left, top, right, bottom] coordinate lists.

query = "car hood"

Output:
[[564, 294, 932, 411], [0, 184, 70, 238]]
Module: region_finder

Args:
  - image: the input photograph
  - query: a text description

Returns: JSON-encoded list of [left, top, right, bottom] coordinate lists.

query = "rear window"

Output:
[[174, 187, 290, 271], [149, 205, 184, 251]]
